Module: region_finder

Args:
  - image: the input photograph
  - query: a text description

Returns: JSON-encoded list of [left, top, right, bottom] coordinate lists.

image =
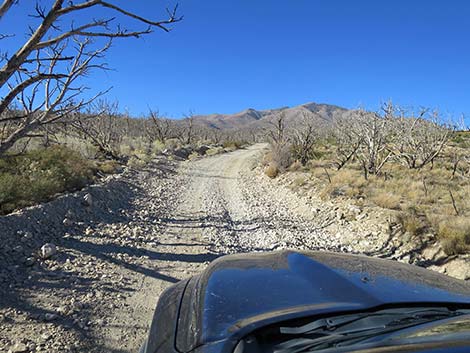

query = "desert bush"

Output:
[[370, 191, 401, 210], [206, 147, 224, 156], [164, 138, 182, 151], [265, 163, 279, 178], [289, 160, 303, 172], [97, 160, 121, 174], [127, 156, 148, 169], [438, 217, 470, 255], [223, 140, 243, 149], [292, 176, 308, 189], [0, 146, 95, 214], [188, 152, 200, 160], [271, 143, 293, 170], [396, 208, 426, 236], [151, 140, 166, 155], [322, 168, 367, 199]]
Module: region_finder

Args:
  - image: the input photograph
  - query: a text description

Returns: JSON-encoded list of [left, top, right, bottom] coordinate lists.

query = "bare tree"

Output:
[[180, 112, 195, 145], [355, 104, 394, 175], [210, 128, 223, 145], [147, 109, 174, 144], [69, 99, 123, 158], [391, 107, 451, 169], [266, 112, 292, 169], [291, 111, 320, 165], [331, 112, 363, 170], [0, 1, 181, 155]]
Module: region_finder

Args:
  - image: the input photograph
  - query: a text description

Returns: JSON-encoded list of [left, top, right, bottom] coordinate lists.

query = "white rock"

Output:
[[9, 342, 28, 353], [40, 243, 57, 259], [44, 313, 58, 321], [83, 193, 93, 207], [63, 218, 72, 226]]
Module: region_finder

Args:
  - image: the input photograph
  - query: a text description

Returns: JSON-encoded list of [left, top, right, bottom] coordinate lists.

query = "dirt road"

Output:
[[101, 143, 351, 352], [0, 144, 362, 352]]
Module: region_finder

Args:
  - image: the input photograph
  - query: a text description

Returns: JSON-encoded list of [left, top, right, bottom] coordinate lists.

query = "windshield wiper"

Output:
[[273, 307, 469, 353]]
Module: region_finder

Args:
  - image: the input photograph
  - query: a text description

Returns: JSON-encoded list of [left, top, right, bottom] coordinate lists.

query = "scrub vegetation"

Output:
[[265, 103, 470, 255], [0, 146, 95, 214]]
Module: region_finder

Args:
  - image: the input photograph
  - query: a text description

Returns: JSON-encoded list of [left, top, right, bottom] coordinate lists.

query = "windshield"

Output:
[[234, 307, 470, 353]]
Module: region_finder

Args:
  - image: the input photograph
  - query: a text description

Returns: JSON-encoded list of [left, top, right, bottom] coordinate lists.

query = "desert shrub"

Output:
[[396, 208, 426, 236], [321, 168, 366, 199], [0, 146, 95, 214], [270, 143, 292, 171], [288, 160, 303, 172], [188, 152, 200, 160], [206, 147, 223, 156], [223, 140, 243, 149], [97, 160, 121, 174], [151, 140, 165, 155], [265, 163, 279, 178], [370, 191, 401, 210], [262, 152, 273, 166], [438, 217, 470, 255], [164, 138, 182, 151], [127, 156, 146, 168], [0, 173, 20, 212], [292, 176, 308, 189]]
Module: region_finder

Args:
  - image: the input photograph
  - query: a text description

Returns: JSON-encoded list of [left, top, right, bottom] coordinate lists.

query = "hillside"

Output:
[[192, 102, 347, 130]]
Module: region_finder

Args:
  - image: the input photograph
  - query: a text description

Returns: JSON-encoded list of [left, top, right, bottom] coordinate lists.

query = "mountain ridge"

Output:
[[191, 102, 348, 130]]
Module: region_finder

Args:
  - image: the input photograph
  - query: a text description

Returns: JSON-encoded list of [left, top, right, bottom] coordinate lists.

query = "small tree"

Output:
[[355, 104, 394, 175], [331, 112, 363, 170], [391, 107, 451, 169], [267, 112, 292, 169], [291, 111, 320, 165], [147, 109, 174, 144], [70, 99, 123, 158]]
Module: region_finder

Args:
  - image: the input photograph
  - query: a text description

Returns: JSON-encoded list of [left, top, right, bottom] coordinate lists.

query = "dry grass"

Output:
[[396, 209, 426, 236], [291, 176, 308, 189], [321, 168, 367, 199], [265, 163, 279, 178], [370, 191, 401, 210]]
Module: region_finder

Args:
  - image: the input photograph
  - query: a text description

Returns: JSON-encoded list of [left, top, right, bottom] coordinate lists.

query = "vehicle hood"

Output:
[[176, 250, 470, 352]]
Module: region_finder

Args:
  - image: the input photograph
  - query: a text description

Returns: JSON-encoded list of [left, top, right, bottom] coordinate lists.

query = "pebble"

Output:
[[63, 218, 73, 227], [83, 193, 93, 207], [9, 342, 28, 353], [40, 243, 57, 259], [44, 313, 58, 321]]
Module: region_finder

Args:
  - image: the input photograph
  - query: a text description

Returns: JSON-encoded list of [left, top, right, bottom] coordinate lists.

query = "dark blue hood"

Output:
[[176, 251, 470, 352]]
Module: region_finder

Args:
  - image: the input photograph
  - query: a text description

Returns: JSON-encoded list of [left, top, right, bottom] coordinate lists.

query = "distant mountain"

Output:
[[192, 102, 347, 130]]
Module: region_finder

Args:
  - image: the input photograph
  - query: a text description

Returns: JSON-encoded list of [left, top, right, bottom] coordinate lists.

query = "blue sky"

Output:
[[2, 1, 470, 120]]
